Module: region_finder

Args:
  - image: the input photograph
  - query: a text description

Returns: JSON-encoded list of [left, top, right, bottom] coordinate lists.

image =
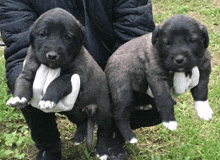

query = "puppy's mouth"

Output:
[[46, 63, 60, 69], [163, 54, 195, 73], [37, 51, 62, 69], [167, 66, 194, 73], [175, 68, 185, 72]]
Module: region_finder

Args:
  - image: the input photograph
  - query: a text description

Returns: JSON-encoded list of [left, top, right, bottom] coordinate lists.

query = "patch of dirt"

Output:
[[212, 51, 220, 68], [213, 0, 220, 7], [23, 145, 38, 160]]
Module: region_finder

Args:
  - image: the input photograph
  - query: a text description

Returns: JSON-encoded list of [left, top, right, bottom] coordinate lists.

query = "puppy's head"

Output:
[[30, 8, 84, 68], [152, 15, 209, 72]]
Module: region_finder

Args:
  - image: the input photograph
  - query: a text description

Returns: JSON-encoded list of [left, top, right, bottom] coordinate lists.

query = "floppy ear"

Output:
[[152, 26, 160, 44], [29, 25, 35, 48], [75, 19, 85, 44], [79, 24, 85, 44], [201, 25, 209, 48]]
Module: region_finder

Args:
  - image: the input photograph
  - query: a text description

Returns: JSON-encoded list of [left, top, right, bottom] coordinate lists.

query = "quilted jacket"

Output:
[[0, 0, 155, 93]]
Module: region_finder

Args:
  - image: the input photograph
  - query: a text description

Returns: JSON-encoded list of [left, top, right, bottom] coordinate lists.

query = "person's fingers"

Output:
[[173, 72, 186, 94], [58, 74, 80, 108], [42, 74, 80, 113], [43, 66, 61, 94], [33, 64, 49, 93], [31, 64, 48, 107], [189, 66, 200, 89], [31, 64, 78, 112], [31, 64, 61, 107]]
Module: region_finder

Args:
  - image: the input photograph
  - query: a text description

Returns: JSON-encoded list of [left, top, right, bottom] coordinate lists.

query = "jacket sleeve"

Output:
[[113, 0, 155, 49], [0, 0, 38, 93]]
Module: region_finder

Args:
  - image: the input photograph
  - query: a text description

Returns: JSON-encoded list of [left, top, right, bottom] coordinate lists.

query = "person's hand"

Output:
[[172, 66, 200, 97], [30, 64, 80, 113], [147, 66, 200, 99]]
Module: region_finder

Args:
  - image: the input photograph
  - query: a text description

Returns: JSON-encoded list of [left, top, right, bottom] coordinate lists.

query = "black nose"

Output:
[[46, 52, 59, 60], [174, 55, 185, 65]]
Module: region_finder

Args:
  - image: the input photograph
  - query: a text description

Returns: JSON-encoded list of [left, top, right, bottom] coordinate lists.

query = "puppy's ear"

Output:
[[201, 25, 209, 48], [76, 20, 85, 44], [79, 24, 85, 44], [29, 25, 35, 47], [152, 26, 160, 44]]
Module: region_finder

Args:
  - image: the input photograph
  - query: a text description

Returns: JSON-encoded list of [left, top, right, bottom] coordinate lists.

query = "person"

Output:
[[0, 0, 162, 159]]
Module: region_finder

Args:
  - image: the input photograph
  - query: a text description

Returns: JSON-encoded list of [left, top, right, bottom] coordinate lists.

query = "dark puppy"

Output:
[[105, 15, 212, 143], [6, 8, 112, 158]]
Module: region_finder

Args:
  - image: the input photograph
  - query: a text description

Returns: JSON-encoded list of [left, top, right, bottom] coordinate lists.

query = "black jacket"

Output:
[[0, 0, 155, 93]]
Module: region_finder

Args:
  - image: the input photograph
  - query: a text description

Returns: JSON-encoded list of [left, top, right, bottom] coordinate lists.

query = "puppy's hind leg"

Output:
[[73, 123, 87, 145], [114, 104, 137, 143], [95, 87, 112, 159], [65, 106, 88, 145], [107, 73, 138, 143], [113, 86, 137, 144]]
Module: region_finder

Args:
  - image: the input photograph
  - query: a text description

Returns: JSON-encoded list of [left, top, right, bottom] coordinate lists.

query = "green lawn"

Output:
[[0, 0, 220, 159]]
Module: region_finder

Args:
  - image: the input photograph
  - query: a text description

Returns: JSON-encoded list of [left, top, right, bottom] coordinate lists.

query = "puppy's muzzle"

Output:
[[46, 51, 59, 60], [174, 55, 186, 65]]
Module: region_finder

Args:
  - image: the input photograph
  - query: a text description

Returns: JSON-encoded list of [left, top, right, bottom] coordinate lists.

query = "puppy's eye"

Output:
[[64, 35, 74, 41], [39, 31, 47, 37], [188, 35, 198, 43], [163, 39, 171, 45], [190, 38, 197, 43]]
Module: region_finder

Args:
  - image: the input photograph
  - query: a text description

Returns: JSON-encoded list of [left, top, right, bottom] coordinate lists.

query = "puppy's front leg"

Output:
[[39, 73, 72, 109], [7, 51, 40, 108], [146, 68, 177, 130], [191, 66, 213, 121]]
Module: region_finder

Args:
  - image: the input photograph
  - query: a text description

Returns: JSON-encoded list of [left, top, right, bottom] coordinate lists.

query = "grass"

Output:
[[0, 48, 34, 159], [0, 0, 220, 159]]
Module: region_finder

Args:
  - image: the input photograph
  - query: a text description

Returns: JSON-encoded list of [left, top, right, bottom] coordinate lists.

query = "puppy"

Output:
[[105, 15, 212, 143], [6, 8, 112, 158]]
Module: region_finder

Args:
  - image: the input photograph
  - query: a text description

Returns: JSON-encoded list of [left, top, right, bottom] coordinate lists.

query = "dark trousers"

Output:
[[21, 106, 61, 153], [20, 104, 89, 153], [20, 105, 161, 153]]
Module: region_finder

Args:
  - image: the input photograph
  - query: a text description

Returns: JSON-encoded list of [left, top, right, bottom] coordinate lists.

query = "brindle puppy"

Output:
[[105, 15, 212, 143]]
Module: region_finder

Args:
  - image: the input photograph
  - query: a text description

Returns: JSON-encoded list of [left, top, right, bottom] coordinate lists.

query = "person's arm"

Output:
[[0, 0, 38, 93], [113, 0, 155, 49]]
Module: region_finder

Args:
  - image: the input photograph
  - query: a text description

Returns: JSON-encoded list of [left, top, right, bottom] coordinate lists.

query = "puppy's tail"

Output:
[[87, 118, 95, 152], [86, 104, 97, 152]]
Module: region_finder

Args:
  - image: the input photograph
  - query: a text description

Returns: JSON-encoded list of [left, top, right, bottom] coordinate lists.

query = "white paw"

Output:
[[194, 100, 213, 121], [97, 154, 108, 160], [128, 137, 137, 144], [163, 121, 177, 131], [6, 97, 28, 106], [74, 142, 81, 145], [38, 100, 56, 109], [139, 104, 153, 110]]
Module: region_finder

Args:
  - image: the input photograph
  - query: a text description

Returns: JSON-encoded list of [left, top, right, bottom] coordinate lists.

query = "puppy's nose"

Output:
[[46, 51, 59, 60], [174, 55, 185, 65]]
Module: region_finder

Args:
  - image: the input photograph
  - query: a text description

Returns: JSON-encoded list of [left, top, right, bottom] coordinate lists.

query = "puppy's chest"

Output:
[[146, 66, 200, 98]]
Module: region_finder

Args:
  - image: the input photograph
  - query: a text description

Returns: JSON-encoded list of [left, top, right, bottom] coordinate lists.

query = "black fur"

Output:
[[105, 15, 211, 142], [10, 8, 112, 157]]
